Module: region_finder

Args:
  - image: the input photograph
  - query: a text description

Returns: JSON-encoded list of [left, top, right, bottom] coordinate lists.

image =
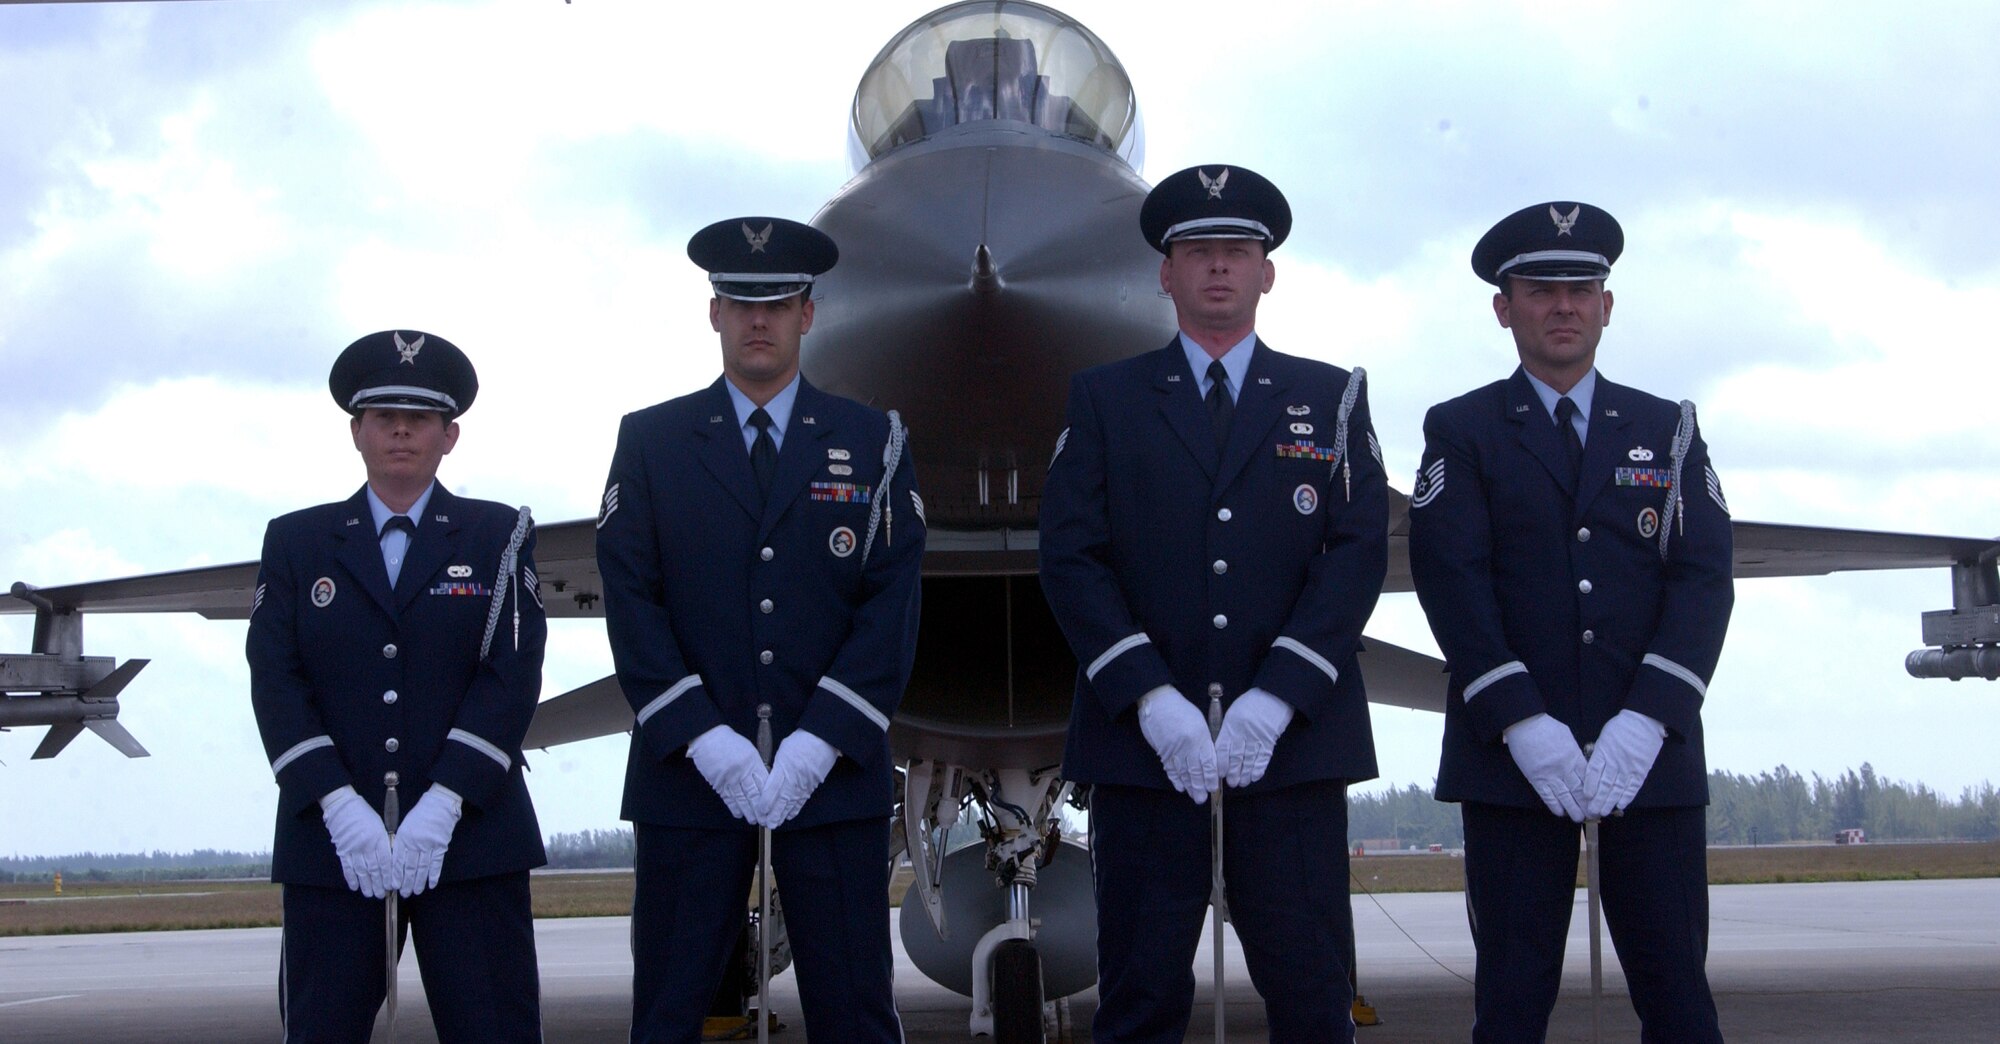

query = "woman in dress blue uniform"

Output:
[[1408, 202, 1733, 1043], [1039, 166, 1389, 1043], [596, 217, 924, 1044], [247, 330, 548, 1043]]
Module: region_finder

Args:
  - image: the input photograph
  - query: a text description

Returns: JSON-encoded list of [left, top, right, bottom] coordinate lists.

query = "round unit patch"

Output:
[[1637, 507, 1660, 539], [1293, 483, 1319, 516], [311, 577, 337, 608], [828, 526, 857, 558]]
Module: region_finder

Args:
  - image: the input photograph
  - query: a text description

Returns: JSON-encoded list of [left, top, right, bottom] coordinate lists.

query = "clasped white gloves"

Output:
[[756, 730, 839, 829], [1504, 713, 1589, 822], [320, 785, 393, 899], [1138, 687, 1218, 805], [1213, 687, 1294, 788], [688, 724, 771, 823], [393, 783, 463, 897], [1583, 709, 1667, 820]]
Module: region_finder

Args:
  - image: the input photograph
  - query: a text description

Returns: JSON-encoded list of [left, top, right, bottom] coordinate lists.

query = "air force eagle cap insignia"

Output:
[[1472, 201, 1623, 286], [688, 216, 839, 302], [329, 329, 479, 417], [1140, 164, 1292, 254]]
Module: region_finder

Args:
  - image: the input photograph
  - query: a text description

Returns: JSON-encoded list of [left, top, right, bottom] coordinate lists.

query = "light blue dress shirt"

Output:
[[725, 373, 802, 453], [366, 481, 437, 587], [1179, 331, 1256, 404]]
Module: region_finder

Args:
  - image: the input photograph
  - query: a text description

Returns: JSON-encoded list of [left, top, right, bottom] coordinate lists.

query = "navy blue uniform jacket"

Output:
[[1409, 369, 1733, 810], [248, 485, 548, 888], [596, 377, 924, 831], [1040, 340, 1388, 791]]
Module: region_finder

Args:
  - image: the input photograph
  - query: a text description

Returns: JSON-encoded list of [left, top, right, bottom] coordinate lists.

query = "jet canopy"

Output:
[[850, 1, 1142, 168]]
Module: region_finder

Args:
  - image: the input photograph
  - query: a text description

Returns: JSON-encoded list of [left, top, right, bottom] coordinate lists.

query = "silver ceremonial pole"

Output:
[[1207, 684, 1226, 1044], [755, 705, 774, 1044], [382, 771, 400, 1044], [1582, 745, 1603, 1044]]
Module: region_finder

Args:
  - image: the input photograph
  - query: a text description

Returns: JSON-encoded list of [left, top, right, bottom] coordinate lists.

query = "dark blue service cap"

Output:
[[328, 330, 478, 418], [1472, 201, 1623, 286], [1139, 164, 1292, 254], [687, 216, 839, 301]]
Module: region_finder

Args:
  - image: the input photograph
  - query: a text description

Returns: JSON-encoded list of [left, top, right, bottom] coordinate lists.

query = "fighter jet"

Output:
[[5, 2, 1997, 1040]]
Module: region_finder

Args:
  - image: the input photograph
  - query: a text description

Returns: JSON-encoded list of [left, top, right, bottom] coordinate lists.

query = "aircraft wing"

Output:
[[1727, 521, 1995, 578], [8, 510, 1993, 760], [12, 510, 1989, 622]]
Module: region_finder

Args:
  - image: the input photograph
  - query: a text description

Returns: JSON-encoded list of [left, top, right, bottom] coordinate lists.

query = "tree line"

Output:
[[5, 765, 1992, 878], [1347, 763, 2000, 849]]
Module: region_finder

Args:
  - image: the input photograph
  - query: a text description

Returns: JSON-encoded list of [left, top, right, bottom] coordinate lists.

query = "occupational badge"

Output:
[[1287, 404, 1310, 416], [1628, 446, 1655, 462], [828, 464, 854, 476], [447, 565, 472, 578], [1290, 422, 1314, 435], [311, 577, 337, 608], [829, 526, 857, 558], [1293, 483, 1319, 515], [1637, 506, 1661, 539], [827, 448, 851, 461]]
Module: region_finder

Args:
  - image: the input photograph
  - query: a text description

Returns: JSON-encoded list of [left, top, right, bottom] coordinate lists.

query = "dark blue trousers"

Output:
[[278, 871, 540, 1043], [630, 817, 901, 1044], [1462, 802, 1722, 1043], [1089, 780, 1355, 1044]]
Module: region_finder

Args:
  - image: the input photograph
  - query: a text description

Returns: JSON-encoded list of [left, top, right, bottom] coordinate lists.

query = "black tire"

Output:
[[991, 937, 1047, 1044]]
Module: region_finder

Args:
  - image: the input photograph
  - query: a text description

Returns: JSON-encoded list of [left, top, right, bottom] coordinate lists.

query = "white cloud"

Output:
[[5, 0, 1998, 856]]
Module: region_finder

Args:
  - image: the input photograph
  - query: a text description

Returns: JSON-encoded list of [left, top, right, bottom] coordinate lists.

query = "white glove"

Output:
[[1503, 713, 1588, 822], [756, 730, 839, 829], [392, 784, 463, 897], [1213, 687, 1294, 788], [320, 786, 393, 899], [1137, 687, 1218, 805], [1583, 709, 1667, 819], [688, 724, 770, 823]]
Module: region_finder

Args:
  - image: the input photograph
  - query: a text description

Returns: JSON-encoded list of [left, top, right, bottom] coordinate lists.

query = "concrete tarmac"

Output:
[[1, 878, 1994, 1042]]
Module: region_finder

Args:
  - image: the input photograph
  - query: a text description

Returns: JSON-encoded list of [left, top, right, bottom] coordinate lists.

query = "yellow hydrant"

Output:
[[54, 871, 62, 895]]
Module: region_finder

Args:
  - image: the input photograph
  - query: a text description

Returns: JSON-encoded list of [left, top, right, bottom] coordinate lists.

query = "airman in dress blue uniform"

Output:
[[247, 330, 547, 1043], [596, 217, 924, 1044], [1040, 165, 1388, 1043], [1408, 202, 1733, 1043]]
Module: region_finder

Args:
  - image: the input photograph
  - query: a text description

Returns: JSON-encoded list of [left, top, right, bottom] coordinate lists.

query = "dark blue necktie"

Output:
[[1205, 360, 1233, 449], [1555, 397, 1583, 486], [749, 408, 777, 497]]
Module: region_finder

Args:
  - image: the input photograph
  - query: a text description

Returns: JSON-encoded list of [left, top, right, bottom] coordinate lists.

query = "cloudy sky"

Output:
[[3, 0, 1996, 857]]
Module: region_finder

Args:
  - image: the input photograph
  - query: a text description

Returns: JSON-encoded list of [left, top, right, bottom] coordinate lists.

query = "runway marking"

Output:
[[0, 994, 80, 1009]]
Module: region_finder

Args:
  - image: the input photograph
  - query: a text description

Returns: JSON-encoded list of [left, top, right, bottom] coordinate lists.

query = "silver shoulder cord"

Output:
[[861, 411, 906, 567], [480, 506, 534, 659], [1330, 367, 1366, 502], [1658, 401, 1696, 561]]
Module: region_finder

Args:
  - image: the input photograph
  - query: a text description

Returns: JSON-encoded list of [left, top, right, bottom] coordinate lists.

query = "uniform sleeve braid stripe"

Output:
[[818, 675, 891, 731], [636, 674, 704, 726], [447, 728, 512, 771], [1086, 633, 1152, 682], [1463, 661, 1527, 702], [1642, 653, 1708, 698], [271, 735, 334, 777], [1272, 636, 1340, 686]]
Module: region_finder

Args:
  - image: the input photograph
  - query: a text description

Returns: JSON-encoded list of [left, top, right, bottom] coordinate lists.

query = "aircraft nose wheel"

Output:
[[990, 937, 1047, 1044]]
